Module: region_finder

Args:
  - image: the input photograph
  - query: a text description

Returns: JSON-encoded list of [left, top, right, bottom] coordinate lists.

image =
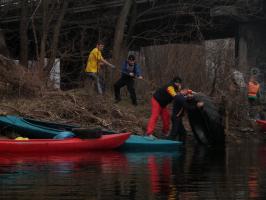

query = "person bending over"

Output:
[[145, 76, 182, 138]]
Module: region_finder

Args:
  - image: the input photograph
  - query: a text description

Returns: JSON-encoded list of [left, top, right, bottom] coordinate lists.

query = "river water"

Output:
[[0, 139, 265, 200]]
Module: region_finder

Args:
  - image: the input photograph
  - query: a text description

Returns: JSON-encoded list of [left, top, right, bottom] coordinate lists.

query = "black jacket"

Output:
[[153, 82, 179, 107]]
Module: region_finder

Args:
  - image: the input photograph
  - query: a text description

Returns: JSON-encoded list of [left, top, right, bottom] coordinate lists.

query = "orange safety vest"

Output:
[[248, 81, 260, 97]]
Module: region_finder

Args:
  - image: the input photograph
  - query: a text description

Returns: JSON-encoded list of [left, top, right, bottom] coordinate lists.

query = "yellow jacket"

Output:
[[85, 48, 103, 73]]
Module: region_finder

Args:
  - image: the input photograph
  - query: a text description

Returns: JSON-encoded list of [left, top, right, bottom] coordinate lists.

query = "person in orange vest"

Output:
[[247, 75, 260, 119]]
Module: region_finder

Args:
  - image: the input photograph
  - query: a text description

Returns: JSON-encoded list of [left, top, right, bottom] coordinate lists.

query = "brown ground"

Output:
[[0, 88, 262, 144], [0, 89, 149, 134]]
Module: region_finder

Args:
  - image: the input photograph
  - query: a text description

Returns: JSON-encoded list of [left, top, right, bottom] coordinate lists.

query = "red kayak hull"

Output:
[[0, 133, 130, 153], [256, 120, 266, 131]]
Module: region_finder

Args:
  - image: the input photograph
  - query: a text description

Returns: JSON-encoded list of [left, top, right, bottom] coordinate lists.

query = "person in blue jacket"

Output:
[[114, 55, 143, 106]]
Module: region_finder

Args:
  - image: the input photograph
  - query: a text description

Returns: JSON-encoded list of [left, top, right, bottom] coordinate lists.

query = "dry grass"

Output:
[[0, 55, 44, 97], [0, 88, 151, 134]]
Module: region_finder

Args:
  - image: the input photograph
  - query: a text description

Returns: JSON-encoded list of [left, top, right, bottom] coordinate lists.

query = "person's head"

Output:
[[127, 55, 136, 66], [250, 75, 257, 82], [186, 89, 193, 99], [172, 76, 182, 90], [96, 40, 104, 51]]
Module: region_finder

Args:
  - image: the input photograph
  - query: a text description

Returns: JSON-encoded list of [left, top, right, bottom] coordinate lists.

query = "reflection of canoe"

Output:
[[124, 151, 182, 163], [119, 135, 182, 152], [0, 133, 131, 153], [256, 120, 266, 131], [0, 151, 127, 166], [0, 151, 128, 176]]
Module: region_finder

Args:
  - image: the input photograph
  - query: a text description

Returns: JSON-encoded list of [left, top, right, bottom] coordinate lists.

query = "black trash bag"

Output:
[[185, 94, 225, 147], [72, 128, 103, 139]]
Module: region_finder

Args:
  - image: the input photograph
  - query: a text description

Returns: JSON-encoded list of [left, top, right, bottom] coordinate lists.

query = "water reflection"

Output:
[[0, 151, 182, 200], [124, 151, 181, 198], [0, 142, 266, 200], [166, 145, 225, 200]]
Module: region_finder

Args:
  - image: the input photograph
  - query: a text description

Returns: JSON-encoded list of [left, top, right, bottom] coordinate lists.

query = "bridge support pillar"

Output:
[[237, 22, 266, 96], [237, 22, 266, 75]]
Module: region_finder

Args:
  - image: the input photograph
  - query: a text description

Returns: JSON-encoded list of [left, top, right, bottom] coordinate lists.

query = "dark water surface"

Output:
[[0, 140, 265, 200]]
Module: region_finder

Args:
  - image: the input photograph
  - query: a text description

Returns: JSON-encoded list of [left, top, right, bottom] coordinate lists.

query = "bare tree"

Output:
[[39, 0, 55, 69], [46, 0, 69, 75], [113, 0, 133, 64], [0, 29, 9, 57], [19, 0, 29, 67]]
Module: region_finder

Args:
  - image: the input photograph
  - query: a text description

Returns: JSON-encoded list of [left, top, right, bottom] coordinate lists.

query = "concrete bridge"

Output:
[[0, 0, 265, 78]]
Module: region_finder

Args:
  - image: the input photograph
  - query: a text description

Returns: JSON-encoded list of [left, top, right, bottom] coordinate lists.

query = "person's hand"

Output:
[[129, 72, 134, 77], [137, 76, 143, 79], [110, 64, 115, 69], [187, 94, 194, 99], [197, 101, 204, 108]]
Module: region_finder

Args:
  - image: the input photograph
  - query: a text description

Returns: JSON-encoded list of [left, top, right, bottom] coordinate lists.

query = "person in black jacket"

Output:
[[114, 55, 143, 106], [145, 76, 182, 138], [168, 90, 204, 141]]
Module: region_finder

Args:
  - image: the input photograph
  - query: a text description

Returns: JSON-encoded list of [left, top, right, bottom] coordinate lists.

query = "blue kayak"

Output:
[[119, 135, 182, 152]]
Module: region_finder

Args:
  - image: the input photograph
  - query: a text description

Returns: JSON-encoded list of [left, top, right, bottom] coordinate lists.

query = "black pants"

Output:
[[169, 95, 186, 140], [248, 97, 259, 119], [170, 115, 186, 141], [114, 76, 137, 105]]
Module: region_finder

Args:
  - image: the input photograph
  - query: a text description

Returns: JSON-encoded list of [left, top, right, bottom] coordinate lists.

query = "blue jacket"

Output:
[[121, 61, 141, 77]]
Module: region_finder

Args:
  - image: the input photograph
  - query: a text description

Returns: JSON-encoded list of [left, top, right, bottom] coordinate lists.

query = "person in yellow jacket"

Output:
[[85, 41, 115, 94], [247, 75, 260, 119]]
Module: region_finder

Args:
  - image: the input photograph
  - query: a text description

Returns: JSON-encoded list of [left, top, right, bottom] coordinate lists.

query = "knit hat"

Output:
[[172, 76, 182, 83], [128, 55, 135, 61]]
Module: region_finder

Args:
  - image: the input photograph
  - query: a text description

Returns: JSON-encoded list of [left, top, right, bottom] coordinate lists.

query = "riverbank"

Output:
[[0, 88, 148, 134], [0, 88, 262, 144]]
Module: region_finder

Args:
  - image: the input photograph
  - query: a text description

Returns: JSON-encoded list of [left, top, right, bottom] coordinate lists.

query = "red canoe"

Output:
[[0, 133, 131, 153], [256, 120, 266, 131]]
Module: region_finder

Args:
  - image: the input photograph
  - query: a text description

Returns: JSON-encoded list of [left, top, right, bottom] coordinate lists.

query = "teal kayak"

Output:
[[0, 115, 76, 139], [119, 135, 182, 152], [0, 115, 182, 151]]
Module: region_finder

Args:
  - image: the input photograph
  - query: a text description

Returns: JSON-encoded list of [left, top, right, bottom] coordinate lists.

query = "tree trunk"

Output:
[[0, 29, 9, 57], [39, 0, 49, 69], [46, 0, 68, 75], [19, 0, 29, 67], [112, 0, 133, 65], [126, 0, 137, 48]]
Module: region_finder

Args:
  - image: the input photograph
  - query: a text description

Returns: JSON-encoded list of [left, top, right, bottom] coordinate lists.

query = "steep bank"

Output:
[[0, 89, 149, 134], [0, 88, 260, 144]]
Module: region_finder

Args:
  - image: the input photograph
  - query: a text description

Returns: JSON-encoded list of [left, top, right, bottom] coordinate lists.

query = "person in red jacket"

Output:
[[145, 76, 182, 138]]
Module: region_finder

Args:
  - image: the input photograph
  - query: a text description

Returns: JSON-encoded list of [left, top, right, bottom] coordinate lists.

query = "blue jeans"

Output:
[[86, 72, 103, 95]]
